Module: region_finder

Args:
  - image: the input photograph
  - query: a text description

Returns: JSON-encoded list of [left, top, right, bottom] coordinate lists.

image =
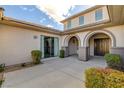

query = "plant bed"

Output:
[[0, 73, 4, 81], [5, 50, 43, 73], [85, 67, 124, 88], [0, 79, 4, 88], [0, 72, 4, 87], [5, 62, 43, 73], [0, 64, 5, 88]]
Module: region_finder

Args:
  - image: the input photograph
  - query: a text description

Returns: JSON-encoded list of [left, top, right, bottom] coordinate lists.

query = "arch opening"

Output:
[[89, 33, 111, 56], [83, 30, 116, 58], [84, 30, 116, 48], [68, 36, 79, 56]]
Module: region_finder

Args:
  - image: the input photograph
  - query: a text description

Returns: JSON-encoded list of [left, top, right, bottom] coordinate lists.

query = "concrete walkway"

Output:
[[2, 56, 106, 88]]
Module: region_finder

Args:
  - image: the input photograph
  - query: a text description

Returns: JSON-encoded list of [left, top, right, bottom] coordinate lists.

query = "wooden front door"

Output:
[[94, 38, 109, 56]]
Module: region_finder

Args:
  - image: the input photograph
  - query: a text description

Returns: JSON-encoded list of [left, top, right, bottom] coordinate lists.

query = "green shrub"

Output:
[[104, 53, 121, 69], [31, 50, 42, 64], [85, 68, 105, 88], [0, 80, 4, 88], [0, 64, 5, 73], [59, 50, 65, 58], [85, 68, 124, 88]]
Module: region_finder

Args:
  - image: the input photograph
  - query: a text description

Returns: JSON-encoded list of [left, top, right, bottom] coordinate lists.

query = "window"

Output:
[[95, 9, 103, 21], [67, 20, 71, 29], [79, 16, 84, 25]]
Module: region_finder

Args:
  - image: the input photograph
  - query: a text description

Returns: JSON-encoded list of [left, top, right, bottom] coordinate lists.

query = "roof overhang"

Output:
[[0, 5, 124, 36], [0, 17, 62, 35], [61, 5, 124, 35], [60, 5, 104, 23]]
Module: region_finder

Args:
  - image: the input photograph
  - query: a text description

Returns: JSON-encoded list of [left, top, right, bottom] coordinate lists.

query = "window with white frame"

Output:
[[95, 9, 103, 21], [79, 16, 84, 25]]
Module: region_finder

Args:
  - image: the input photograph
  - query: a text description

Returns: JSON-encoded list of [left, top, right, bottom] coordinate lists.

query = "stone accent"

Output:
[[62, 47, 69, 57], [78, 47, 89, 61], [110, 47, 124, 64]]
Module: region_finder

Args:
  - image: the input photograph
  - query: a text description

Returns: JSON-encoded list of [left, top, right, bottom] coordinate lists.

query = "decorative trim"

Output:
[[83, 29, 116, 47], [63, 35, 81, 47]]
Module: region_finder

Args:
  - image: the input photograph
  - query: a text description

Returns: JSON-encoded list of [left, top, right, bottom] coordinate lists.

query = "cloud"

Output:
[[40, 18, 46, 23], [29, 8, 35, 12], [46, 24, 54, 28], [36, 3, 75, 23], [20, 6, 28, 11], [20, 6, 35, 12], [36, 3, 93, 24]]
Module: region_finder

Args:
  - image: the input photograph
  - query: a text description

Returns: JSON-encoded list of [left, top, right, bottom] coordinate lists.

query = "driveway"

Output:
[[2, 56, 106, 88]]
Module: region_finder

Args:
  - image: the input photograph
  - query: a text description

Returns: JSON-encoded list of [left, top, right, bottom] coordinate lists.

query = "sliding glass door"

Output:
[[44, 37, 54, 58], [40, 36, 59, 58], [54, 38, 59, 56]]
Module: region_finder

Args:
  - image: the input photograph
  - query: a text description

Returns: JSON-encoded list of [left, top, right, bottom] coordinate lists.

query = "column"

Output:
[[78, 47, 89, 61]]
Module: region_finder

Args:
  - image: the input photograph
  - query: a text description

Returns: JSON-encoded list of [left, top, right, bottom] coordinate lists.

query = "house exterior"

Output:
[[0, 5, 124, 66]]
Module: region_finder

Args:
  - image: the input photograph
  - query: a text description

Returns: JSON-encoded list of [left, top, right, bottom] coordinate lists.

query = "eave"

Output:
[[0, 17, 62, 35], [60, 5, 104, 23], [0, 5, 124, 36], [61, 5, 124, 35]]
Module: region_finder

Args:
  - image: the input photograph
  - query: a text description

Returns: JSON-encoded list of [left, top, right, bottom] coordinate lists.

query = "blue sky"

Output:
[[1, 5, 93, 30]]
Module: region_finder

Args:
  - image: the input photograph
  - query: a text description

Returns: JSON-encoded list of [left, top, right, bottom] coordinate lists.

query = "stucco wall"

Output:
[[0, 24, 60, 66], [104, 25, 124, 47], [62, 25, 124, 55], [64, 6, 109, 30], [0, 23, 124, 66]]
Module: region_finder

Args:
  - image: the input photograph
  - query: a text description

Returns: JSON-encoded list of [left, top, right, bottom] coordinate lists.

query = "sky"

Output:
[[1, 5, 93, 30]]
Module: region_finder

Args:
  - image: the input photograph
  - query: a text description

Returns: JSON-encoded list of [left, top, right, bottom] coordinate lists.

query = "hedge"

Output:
[[0, 64, 5, 73], [85, 68, 124, 88], [31, 50, 42, 64], [104, 53, 121, 70], [59, 50, 65, 58]]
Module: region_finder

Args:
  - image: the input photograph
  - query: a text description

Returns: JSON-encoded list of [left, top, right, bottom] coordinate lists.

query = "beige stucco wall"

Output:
[[104, 25, 124, 47], [62, 25, 124, 55], [64, 6, 109, 30], [0, 24, 61, 66], [0, 22, 124, 66]]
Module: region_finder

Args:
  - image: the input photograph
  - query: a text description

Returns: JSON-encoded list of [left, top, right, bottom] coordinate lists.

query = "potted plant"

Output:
[[31, 50, 42, 64], [0, 63, 5, 87]]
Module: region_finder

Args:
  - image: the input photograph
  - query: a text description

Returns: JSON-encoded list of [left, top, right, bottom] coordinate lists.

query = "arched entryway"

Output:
[[68, 36, 79, 55], [83, 30, 116, 58], [89, 33, 111, 56]]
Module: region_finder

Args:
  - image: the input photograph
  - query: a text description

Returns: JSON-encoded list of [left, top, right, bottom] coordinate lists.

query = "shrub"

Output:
[[85, 68, 124, 88], [0, 80, 4, 87], [59, 50, 65, 58], [31, 50, 42, 64], [0, 64, 5, 73], [105, 71, 124, 88], [85, 68, 105, 88], [104, 53, 121, 69]]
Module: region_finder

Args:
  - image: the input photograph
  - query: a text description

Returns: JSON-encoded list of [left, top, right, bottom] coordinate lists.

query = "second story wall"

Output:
[[63, 6, 109, 30]]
